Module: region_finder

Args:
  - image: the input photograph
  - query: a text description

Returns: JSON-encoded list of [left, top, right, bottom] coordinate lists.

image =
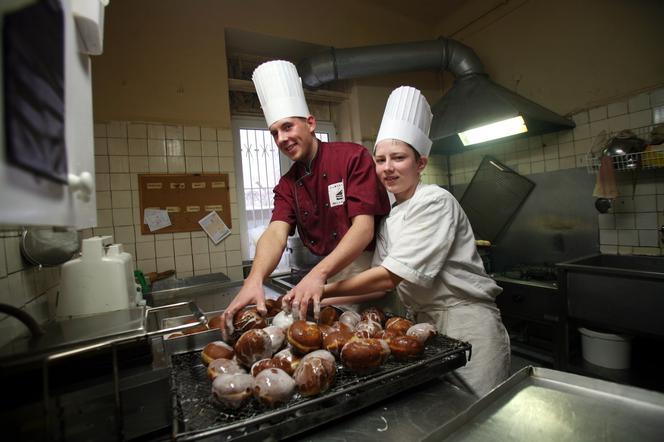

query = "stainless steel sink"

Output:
[[557, 254, 664, 337]]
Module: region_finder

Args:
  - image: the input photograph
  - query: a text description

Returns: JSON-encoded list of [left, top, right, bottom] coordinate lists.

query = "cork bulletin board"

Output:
[[138, 173, 232, 234]]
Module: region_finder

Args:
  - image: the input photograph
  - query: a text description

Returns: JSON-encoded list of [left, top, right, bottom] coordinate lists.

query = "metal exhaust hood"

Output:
[[298, 38, 575, 155]]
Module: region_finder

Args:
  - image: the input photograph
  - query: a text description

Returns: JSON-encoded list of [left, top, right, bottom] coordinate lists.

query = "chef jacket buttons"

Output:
[[298, 181, 303, 187], [332, 232, 338, 238], [323, 172, 327, 178], [309, 240, 315, 245], [324, 202, 329, 208], [303, 211, 309, 216]]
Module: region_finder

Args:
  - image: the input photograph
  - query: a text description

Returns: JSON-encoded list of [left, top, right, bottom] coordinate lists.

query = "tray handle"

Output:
[[144, 301, 209, 337]]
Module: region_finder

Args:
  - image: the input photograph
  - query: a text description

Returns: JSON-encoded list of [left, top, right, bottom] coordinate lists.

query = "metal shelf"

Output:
[[585, 124, 664, 173]]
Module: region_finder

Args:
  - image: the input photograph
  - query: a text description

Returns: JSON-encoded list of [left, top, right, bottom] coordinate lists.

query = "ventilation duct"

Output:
[[298, 38, 575, 154]]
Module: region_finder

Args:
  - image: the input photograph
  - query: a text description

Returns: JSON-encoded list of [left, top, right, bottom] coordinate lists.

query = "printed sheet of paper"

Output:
[[143, 208, 172, 232], [198, 211, 231, 244]]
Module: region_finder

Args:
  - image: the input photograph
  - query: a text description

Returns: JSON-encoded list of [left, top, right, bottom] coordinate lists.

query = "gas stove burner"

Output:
[[503, 264, 559, 282]]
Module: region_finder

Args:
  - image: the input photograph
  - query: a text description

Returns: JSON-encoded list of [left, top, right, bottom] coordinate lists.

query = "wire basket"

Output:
[[586, 125, 664, 173]]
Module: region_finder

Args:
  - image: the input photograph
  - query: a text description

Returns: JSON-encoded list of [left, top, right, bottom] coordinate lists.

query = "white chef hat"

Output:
[[252, 60, 311, 128], [375, 86, 433, 157]]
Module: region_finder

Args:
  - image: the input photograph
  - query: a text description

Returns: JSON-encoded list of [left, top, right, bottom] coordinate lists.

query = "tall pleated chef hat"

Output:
[[252, 60, 310, 128], [375, 86, 433, 157]]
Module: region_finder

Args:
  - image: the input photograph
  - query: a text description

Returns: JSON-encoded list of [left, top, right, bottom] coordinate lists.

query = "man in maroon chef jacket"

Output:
[[221, 60, 390, 333]]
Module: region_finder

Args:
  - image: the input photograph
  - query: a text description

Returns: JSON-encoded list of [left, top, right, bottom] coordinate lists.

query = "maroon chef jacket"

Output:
[[271, 140, 390, 256]]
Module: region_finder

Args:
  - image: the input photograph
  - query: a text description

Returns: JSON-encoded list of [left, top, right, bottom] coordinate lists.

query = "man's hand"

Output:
[[220, 279, 266, 341], [282, 272, 325, 320]]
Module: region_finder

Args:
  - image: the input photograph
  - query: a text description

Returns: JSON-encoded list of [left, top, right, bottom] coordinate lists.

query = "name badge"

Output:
[[328, 181, 345, 207]]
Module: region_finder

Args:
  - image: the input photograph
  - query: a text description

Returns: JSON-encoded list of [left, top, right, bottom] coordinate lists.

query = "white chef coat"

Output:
[[372, 184, 510, 397]]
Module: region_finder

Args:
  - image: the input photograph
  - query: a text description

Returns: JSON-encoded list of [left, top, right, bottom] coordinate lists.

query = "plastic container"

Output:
[[578, 327, 631, 370]]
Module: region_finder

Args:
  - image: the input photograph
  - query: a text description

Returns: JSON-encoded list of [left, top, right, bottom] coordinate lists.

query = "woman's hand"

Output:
[[281, 273, 325, 320]]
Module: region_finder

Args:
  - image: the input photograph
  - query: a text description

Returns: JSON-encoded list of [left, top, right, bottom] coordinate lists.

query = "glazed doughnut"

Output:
[[233, 307, 267, 333], [318, 306, 340, 326], [385, 317, 414, 336], [287, 320, 322, 354], [406, 323, 437, 345], [254, 368, 296, 407], [234, 328, 273, 367], [338, 311, 361, 330], [262, 325, 286, 354], [354, 319, 383, 338], [322, 329, 354, 358], [201, 340, 235, 365], [182, 318, 208, 334], [340, 338, 390, 374], [302, 349, 337, 368], [207, 315, 223, 330], [207, 358, 245, 380], [360, 307, 386, 326], [272, 310, 295, 331], [388, 335, 425, 360], [318, 324, 335, 341], [211, 373, 254, 409], [293, 355, 336, 396], [379, 328, 403, 342], [265, 298, 282, 317], [272, 348, 301, 376], [250, 358, 275, 377]]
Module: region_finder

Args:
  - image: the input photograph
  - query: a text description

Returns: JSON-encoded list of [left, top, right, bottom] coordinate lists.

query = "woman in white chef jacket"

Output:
[[321, 86, 511, 397]]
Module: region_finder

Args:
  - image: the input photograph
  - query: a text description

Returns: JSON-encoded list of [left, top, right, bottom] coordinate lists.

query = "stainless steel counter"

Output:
[[287, 375, 477, 441]]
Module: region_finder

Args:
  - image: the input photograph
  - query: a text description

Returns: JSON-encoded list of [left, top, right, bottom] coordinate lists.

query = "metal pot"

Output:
[[286, 235, 323, 271]]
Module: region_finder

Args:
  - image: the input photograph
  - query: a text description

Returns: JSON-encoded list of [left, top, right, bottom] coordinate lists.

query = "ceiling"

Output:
[[358, 0, 468, 27]]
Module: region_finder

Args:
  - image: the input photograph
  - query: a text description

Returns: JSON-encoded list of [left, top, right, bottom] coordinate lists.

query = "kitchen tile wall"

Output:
[[89, 121, 243, 280], [0, 122, 242, 348], [429, 87, 664, 256]]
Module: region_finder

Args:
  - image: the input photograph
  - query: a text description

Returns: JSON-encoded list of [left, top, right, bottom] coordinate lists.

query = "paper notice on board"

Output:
[[144, 208, 172, 232], [198, 211, 231, 244]]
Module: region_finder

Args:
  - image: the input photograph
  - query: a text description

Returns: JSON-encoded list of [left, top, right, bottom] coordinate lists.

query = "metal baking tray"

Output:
[[422, 366, 664, 441], [170, 334, 471, 441]]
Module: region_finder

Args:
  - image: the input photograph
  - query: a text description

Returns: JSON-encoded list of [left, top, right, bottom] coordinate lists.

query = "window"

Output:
[[232, 117, 335, 273]]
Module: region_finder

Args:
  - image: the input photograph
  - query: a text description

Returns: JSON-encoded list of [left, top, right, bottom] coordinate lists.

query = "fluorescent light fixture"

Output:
[[458, 116, 528, 146]]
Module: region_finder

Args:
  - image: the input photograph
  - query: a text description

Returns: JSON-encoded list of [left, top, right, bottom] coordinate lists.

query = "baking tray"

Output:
[[170, 334, 471, 441], [422, 366, 664, 441]]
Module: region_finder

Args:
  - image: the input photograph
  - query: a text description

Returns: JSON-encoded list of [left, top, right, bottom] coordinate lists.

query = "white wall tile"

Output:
[[128, 138, 148, 156], [210, 252, 226, 268], [174, 238, 192, 256], [599, 229, 618, 245], [202, 141, 217, 157], [589, 119, 608, 138], [129, 156, 150, 173], [219, 141, 234, 157], [149, 157, 168, 173], [202, 158, 220, 173], [543, 146, 559, 160], [599, 244, 617, 254], [573, 124, 590, 140], [175, 255, 193, 272], [227, 266, 244, 281], [201, 127, 217, 141], [94, 138, 108, 155], [168, 157, 186, 173], [166, 125, 183, 139], [184, 140, 202, 156], [7, 272, 23, 306], [148, 124, 165, 140], [95, 156, 109, 173], [0, 239, 6, 278], [96, 173, 110, 191], [193, 253, 210, 270], [634, 195, 657, 211], [148, 139, 166, 156], [638, 229, 659, 247], [530, 161, 545, 174], [109, 156, 130, 173], [615, 213, 635, 229], [612, 197, 635, 213], [166, 139, 184, 156], [226, 250, 242, 267], [136, 258, 157, 274], [658, 195, 664, 211], [112, 208, 134, 226], [598, 213, 615, 229], [194, 268, 211, 276], [156, 256, 175, 272], [108, 122, 128, 138], [128, 123, 147, 139], [108, 138, 128, 155], [225, 234, 241, 251], [156, 240, 174, 257], [607, 114, 630, 132], [558, 142, 574, 158], [220, 159, 235, 173], [173, 232, 191, 239], [559, 156, 576, 170], [111, 190, 132, 208], [628, 93, 650, 113], [94, 123, 108, 137], [618, 230, 638, 246], [5, 236, 23, 274], [185, 157, 203, 173], [184, 126, 201, 140], [136, 242, 156, 260], [134, 226, 155, 243], [629, 109, 652, 128], [114, 226, 135, 244], [110, 173, 131, 190], [217, 128, 232, 141], [650, 88, 664, 106], [191, 237, 209, 254], [589, 106, 607, 121], [607, 101, 628, 117]]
